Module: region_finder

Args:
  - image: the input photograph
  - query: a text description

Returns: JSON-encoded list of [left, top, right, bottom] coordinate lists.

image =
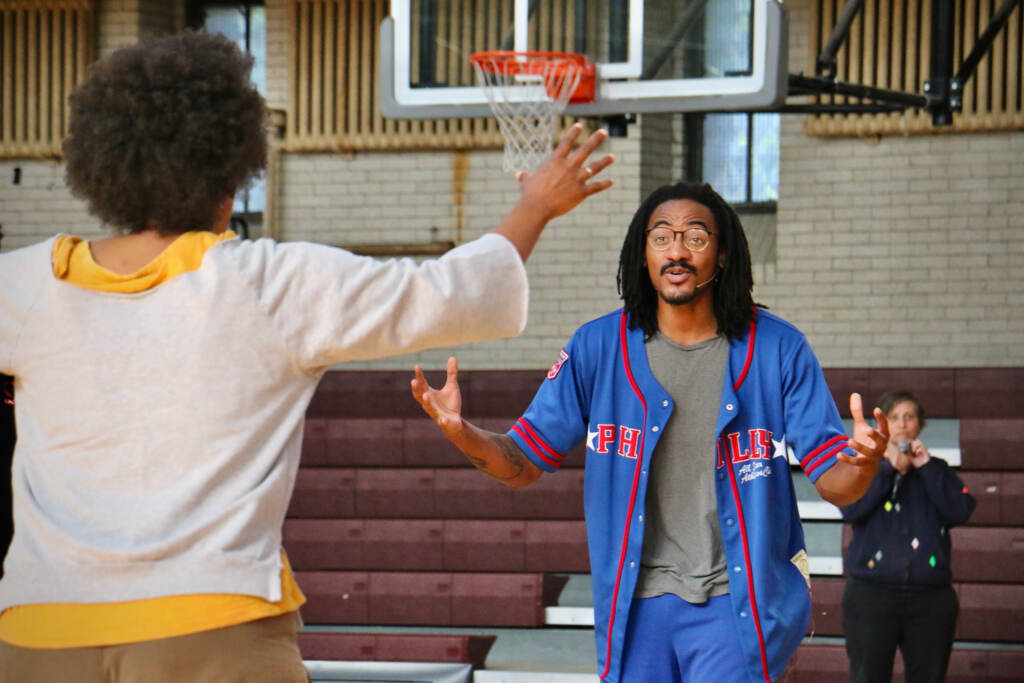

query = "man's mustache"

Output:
[[660, 260, 697, 276]]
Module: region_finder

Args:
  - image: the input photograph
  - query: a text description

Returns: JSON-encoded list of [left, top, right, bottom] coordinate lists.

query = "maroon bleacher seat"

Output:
[[957, 471, 1024, 525], [307, 372, 412, 418], [785, 643, 848, 682], [955, 582, 1024, 642], [959, 419, 1024, 471], [287, 468, 356, 518], [869, 369, 957, 418], [356, 468, 435, 517], [361, 520, 446, 570], [296, 571, 369, 624], [443, 520, 525, 571], [368, 572, 454, 625], [524, 520, 589, 572], [954, 369, 1024, 419], [284, 519, 365, 569], [822, 368, 956, 419], [451, 572, 565, 627], [433, 468, 530, 519], [401, 417, 469, 467], [298, 632, 496, 668], [459, 370, 545, 417], [807, 577, 844, 636], [949, 527, 1024, 583], [287, 519, 591, 573], [295, 571, 564, 627], [958, 471, 1004, 525]]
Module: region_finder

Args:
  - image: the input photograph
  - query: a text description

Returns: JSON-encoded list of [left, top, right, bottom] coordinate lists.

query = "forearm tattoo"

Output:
[[465, 435, 525, 482]]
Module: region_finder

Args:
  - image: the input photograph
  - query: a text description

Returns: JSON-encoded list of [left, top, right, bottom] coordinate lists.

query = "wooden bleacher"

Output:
[[291, 367, 1024, 681]]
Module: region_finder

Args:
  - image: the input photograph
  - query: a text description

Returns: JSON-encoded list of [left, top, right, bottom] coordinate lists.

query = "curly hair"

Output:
[[875, 390, 927, 428], [63, 31, 266, 234], [616, 182, 760, 341]]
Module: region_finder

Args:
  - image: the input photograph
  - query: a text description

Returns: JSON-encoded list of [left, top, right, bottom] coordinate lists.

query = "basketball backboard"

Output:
[[379, 0, 788, 119]]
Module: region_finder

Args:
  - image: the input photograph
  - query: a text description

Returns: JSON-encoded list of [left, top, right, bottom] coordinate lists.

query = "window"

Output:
[[683, 0, 779, 210], [701, 112, 779, 206], [190, 1, 267, 215]]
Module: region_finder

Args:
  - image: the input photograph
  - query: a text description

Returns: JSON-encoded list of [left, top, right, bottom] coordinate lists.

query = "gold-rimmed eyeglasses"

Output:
[[645, 227, 713, 252]]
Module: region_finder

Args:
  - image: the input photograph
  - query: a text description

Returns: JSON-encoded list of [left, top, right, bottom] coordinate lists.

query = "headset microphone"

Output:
[[693, 267, 720, 290]]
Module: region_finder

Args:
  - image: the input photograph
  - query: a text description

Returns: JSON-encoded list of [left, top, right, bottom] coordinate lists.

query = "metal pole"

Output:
[[815, 0, 864, 76], [925, 0, 955, 125], [955, 0, 1022, 90], [788, 74, 930, 109]]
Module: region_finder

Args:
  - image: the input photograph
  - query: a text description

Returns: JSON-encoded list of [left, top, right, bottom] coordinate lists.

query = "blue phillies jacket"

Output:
[[507, 307, 851, 683]]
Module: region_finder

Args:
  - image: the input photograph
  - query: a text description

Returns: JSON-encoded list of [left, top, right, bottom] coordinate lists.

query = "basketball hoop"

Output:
[[471, 51, 596, 173]]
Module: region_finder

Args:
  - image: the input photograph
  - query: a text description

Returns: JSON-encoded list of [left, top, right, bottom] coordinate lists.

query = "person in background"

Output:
[[841, 390, 976, 683]]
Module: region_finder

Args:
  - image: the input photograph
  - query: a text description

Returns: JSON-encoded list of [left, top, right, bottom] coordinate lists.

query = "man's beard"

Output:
[[659, 288, 702, 306]]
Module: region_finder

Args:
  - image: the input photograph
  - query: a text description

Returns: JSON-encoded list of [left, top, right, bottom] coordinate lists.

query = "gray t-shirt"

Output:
[[635, 331, 731, 603]]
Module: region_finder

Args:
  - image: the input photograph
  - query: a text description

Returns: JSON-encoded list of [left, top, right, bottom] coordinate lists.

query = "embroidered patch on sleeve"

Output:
[[547, 348, 569, 380]]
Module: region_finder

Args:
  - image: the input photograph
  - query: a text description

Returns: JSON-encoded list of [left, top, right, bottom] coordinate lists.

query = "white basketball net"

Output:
[[472, 53, 585, 173]]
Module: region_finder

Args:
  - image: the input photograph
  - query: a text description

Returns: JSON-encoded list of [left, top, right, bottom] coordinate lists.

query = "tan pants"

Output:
[[0, 611, 310, 683]]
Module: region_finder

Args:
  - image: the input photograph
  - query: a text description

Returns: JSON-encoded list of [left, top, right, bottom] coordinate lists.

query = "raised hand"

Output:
[[837, 392, 890, 467], [908, 439, 932, 468], [411, 356, 464, 439], [515, 123, 615, 221]]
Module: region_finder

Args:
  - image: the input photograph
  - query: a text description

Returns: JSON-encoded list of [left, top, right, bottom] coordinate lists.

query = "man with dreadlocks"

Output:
[[411, 182, 889, 683]]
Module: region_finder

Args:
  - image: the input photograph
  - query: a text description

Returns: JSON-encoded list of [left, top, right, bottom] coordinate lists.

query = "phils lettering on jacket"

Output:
[[588, 425, 786, 467]]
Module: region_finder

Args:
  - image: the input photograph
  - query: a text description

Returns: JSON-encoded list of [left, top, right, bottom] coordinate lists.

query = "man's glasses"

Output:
[[645, 227, 713, 252]]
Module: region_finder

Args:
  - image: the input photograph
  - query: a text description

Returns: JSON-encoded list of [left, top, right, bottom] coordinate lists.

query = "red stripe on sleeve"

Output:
[[511, 421, 562, 469], [800, 434, 847, 470], [516, 419, 564, 463], [803, 440, 849, 477]]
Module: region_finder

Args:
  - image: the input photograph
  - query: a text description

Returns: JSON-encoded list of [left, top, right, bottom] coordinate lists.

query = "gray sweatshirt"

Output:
[[0, 233, 527, 610]]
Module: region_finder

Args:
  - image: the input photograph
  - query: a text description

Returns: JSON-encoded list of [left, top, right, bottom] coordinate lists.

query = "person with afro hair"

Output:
[[0, 30, 613, 682]]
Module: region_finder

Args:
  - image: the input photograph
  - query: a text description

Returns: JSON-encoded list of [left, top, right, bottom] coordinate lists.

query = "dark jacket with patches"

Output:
[[842, 457, 975, 587]]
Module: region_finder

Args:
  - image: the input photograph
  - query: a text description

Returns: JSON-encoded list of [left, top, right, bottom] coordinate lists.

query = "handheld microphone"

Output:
[[890, 441, 911, 499]]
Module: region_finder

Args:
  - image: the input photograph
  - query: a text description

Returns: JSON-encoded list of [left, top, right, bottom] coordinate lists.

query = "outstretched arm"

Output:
[[411, 357, 543, 489], [492, 123, 614, 262], [814, 393, 890, 507]]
